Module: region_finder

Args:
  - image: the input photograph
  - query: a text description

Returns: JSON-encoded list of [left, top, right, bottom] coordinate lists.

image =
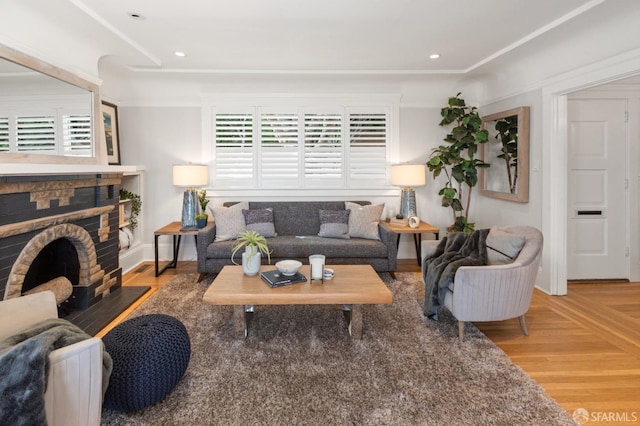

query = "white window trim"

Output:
[[201, 93, 400, 197]]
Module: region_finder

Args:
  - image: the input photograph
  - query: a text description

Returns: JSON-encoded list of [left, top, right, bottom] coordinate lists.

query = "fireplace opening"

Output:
[[22, 238, 80, 294]]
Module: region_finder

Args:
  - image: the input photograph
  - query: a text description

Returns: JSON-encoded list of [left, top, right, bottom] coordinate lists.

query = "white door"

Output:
[[567, 98, 628, 280]]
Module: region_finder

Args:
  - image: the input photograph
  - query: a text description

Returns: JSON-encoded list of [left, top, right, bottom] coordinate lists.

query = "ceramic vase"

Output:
[[242, 246, 261, 276]]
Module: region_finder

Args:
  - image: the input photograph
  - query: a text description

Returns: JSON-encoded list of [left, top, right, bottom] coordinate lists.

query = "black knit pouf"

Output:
[[103, 314, 191, 412]]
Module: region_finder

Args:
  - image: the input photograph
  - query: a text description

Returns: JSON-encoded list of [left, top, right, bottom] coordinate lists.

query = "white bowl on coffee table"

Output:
[[275, 260, 302, 276]]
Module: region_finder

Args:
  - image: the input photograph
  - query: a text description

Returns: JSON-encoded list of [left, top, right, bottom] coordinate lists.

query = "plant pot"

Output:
[[241, 246, 261, 276], [196, 218, 207, 229]]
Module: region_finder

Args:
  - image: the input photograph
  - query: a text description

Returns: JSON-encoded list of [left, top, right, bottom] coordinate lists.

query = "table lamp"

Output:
[[173, 164, 208, 231], [391, 164, 426, 219]]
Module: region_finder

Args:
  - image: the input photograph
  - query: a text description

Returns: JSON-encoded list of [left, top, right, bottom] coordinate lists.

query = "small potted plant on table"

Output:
[[231, 230, 272, 276], [195, 189, 210, 229]]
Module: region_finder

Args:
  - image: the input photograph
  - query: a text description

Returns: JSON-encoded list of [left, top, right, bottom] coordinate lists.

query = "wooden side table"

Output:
[[154, 221, 200, 276], [380, 220, 439, 265]]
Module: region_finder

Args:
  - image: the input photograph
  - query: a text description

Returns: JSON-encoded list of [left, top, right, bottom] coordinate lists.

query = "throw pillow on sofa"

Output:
[[345, 202, 384, 240], [208, 202, 248, 242], [486, 226, 526, 265], [318, 209, 350, 239], [242, 208, 277, 237]]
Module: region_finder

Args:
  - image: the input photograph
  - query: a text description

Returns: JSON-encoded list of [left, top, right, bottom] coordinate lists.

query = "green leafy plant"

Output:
[[493, 115, 519, 194], [427, 93, 489, 233], [119, 188, 141, 231], [231, 230, 272, 265], [196, 190, 210, 220]]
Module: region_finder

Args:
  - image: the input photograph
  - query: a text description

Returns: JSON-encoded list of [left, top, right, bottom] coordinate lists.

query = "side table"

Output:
[[380, 220, 439, 265], [154, 221, 200, 277]]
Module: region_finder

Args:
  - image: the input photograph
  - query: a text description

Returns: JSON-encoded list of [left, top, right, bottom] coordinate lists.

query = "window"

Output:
[[206, 96, 397, 191]]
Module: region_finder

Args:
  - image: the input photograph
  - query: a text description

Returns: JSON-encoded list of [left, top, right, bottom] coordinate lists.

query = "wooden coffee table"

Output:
[[202, 264, 393, 339]]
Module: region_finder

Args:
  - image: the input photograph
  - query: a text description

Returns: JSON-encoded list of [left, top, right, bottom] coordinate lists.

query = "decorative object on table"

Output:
[[195, 189, 210, 229], [323, 268, 334, 280], [275, 260, 302, 276], [309, 254, 325, 282], [427, 93, 489, 233], [391, 164, 426, 219], [102, 314, 191, 412], [390, 216, 409, 227], [102, 101, 121, 165], [408, 216, 420, 228], [119, 188, 141, 231], [260, 269, 307, 288], [231, 230, 272, 276], [173, 164, 208, 231]]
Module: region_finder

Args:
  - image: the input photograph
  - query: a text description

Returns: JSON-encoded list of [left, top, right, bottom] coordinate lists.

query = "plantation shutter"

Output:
[[349, 111, 388, 187], [16, 115, 56, 152], [214, 112, 254, 187], [62, 114, 92, 156], [0, 116, 8, 152], [261, 113, 300, 187], [304, 113, 343, 187]]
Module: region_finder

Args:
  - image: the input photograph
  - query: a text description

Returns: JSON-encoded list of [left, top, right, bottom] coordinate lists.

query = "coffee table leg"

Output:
[[342, 304, 363, 339], [233, 305, 249, 338]]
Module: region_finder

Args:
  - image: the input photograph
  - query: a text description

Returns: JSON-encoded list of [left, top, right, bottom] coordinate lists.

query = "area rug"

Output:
[[101, 272, 575, 425]]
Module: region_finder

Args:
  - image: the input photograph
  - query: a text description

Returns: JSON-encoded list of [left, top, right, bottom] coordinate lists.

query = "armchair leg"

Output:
[[458, 321, 465, 342], [518, 315, 529, 336]]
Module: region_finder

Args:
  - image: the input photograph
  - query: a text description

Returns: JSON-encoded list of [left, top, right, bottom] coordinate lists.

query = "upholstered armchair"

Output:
[[421, 226, 543, 341], [0, 291, 104, 426]]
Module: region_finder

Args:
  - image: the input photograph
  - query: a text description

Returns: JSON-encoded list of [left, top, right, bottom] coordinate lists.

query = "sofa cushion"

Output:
[[207, 235, 389, 260], [486, 226, 526, 265], [242, 208, 277, 238], [318, 209, 350, 239], [346, 202, 384, 240], [209, 202, 248, 242]]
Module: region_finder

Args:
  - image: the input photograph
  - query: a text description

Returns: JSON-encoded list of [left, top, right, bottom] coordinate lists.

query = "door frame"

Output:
[[542, 50, 640, 295]]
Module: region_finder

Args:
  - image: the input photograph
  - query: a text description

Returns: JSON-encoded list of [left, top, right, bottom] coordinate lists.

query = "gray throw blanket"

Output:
[[0, 318, 113, 426], [423, 228, 489, 320]]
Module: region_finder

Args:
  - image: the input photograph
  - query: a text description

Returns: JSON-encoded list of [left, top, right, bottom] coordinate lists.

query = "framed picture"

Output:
[[102, 101, 121, 165]]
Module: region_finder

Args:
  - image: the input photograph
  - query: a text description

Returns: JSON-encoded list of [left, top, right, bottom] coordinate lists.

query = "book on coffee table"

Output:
[[260, 270, 307, 288]]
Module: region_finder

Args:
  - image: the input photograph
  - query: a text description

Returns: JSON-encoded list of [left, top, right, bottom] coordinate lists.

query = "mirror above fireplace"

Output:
[[0, 43, 106, 166]]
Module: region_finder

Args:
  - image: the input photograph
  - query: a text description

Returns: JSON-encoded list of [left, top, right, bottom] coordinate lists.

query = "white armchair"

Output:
[[0, 291, 104, 426], [422, 226, 543, 341]]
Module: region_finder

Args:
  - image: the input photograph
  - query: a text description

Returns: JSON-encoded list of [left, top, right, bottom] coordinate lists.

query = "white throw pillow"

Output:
[[209, 202, 248, 242], [345, 202, 384, 240], [486, 226, 526, 265]]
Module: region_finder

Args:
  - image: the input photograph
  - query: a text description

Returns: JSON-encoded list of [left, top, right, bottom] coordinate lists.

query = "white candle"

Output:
[[309, 254, 325, 280]]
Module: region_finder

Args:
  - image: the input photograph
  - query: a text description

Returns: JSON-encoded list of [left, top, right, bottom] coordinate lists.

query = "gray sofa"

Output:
[[197, 201, 397, 276]]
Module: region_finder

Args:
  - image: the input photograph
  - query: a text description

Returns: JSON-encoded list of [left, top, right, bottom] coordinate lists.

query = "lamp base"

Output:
[[181, 189, 198, 231], [399, 187, 417, 219]]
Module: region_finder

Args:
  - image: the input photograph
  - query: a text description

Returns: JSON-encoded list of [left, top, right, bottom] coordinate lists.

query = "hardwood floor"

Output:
[[110, 259, 640, 424]]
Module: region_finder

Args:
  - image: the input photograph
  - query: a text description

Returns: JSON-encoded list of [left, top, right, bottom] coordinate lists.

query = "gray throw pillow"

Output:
[[345, 202, 384, 240], [486, 226, 526, 265], [208, 202, 248, 242], [318, 209, 350, 239], [242, 208, 277, 238]]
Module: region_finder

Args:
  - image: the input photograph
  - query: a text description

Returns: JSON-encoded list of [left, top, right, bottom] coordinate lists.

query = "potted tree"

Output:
[[231, 230, 272, 276], [427, 93, 489, 233], [195, 190, 210, 229]]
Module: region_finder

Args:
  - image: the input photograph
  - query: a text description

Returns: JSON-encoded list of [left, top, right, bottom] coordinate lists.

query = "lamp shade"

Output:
[[391, 164, 426, 187], [173, 164, 208, 187]]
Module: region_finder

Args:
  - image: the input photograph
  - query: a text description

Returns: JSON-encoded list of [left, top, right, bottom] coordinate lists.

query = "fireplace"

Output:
[[0, 173, 123, 310]]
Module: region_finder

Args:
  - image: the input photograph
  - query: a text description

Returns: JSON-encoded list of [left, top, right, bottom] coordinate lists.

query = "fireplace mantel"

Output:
[[0, 163, 137, 176]]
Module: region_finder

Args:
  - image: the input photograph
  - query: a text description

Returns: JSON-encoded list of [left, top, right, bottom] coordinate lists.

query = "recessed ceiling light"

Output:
[[128, 12, 146, 20], [174, 51, 186, 57], [429, 53, 441, 59]]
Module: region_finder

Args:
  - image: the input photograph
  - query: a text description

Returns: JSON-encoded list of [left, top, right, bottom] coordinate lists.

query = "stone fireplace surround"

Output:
[[0, 173, 123, 310]]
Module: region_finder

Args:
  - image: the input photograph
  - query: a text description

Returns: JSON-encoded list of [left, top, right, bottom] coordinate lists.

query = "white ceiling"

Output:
[[66, 0, 600, 73]]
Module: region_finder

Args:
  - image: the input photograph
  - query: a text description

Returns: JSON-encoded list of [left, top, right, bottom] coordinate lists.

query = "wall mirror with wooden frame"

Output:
[[479, 106, 530, 203], [0, 43, 105, 165]]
